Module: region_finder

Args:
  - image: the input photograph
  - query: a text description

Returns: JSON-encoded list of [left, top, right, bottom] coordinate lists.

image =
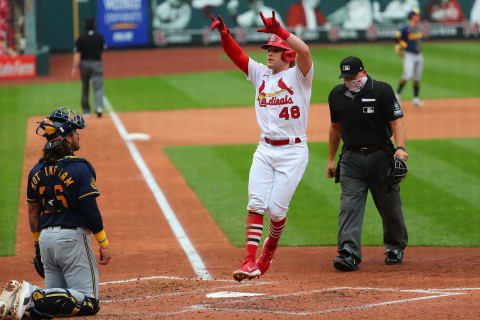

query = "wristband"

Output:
[[277, 27, 291, 41], [94, 230, 109, 247], [32, 232, 40, 243], [396, 146, 406, 152]]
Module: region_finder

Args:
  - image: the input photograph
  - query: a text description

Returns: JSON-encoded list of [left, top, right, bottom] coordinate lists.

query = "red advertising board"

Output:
[[0, 55, 36, 79]]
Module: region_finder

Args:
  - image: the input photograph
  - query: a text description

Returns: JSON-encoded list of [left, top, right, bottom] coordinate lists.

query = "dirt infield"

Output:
[[1, 98, 478, 319], [1, 47, 480, 319]]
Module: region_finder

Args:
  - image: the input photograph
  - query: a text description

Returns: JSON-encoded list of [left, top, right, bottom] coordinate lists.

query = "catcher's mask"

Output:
[[389, 156, 408, 184], [261, 34, 296, 63], [36, 107, 86, 150]]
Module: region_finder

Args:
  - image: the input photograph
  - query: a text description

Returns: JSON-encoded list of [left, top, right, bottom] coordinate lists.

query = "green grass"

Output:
[[0, 41, 479, 255], [0, 82, 81, 256], [163, 138, 480, 247], [105, 41, 480, 111]]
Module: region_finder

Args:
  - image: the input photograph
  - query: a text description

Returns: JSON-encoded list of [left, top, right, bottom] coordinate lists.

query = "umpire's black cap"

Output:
[[339, 56, 364, 78]]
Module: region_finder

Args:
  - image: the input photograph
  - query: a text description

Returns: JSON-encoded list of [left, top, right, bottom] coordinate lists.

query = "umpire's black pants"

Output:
[[80, 60, 104, 115], [337, 149, 408, 261]]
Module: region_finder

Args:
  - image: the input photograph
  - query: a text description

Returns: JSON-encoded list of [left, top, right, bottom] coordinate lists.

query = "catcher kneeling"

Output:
[[0, 107, 111, 320]]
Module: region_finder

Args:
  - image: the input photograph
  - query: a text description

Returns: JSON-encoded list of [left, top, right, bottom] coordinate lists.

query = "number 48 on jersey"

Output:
[[279, 106, 300, 120]]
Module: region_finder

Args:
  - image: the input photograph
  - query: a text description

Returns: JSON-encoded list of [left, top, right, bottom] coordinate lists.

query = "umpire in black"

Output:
[[327, 56, 408, 272], [71, 18, 105, 118]]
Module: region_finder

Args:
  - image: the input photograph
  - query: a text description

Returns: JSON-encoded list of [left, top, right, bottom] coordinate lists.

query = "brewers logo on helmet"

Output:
[[36, 107, 86, 150]]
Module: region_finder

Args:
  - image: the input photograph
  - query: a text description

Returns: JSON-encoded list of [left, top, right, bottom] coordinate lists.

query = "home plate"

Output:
[[126, 133, 150, 141], [206, 291, 266, 298]]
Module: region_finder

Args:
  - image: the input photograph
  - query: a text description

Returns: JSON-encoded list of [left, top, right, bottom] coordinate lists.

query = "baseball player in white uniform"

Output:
[[210, 10, 313, 282]]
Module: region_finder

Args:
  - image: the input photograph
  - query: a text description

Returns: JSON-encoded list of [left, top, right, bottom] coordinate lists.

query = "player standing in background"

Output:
[[210, 10, 313, 282], [394, 9, 424, 107], [0, 107, 111, 320], [72, 19, 106, 118]]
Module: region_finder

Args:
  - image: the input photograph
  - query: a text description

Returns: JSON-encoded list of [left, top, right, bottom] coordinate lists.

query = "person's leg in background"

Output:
[[91, 61, 104, 117], [80, 63, 92, 116]]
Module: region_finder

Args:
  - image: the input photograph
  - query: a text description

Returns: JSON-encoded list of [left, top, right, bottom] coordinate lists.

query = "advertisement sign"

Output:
[[150, 0, 480, 48], [0, 55, 36, 79], [96, 0, 149, 48]]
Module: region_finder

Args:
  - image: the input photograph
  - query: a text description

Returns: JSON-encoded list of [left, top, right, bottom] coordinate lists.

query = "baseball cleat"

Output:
[[385, 249, 404, 265], [232, 258, 261, 282], [412, 97, 424, 107], [256, 246, 276, 275], [333, 251, 360, 272], [0, 280, 21, 318], [10, 281, 34, 320]]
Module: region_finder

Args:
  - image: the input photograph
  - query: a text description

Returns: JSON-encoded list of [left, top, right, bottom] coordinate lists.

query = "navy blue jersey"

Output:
[[27, 156, 100, 229], [395, 25, 422, 54]]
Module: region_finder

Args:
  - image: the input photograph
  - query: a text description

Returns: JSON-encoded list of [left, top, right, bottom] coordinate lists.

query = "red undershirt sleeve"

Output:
[[221, 34, 249, 75]]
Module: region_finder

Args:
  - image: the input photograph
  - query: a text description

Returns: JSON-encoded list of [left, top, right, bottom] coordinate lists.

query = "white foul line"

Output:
[[99, 275, 271, 286], [103, 96, 212, 280], [95, 285, 479, 318], [184, 286, 469, 316]]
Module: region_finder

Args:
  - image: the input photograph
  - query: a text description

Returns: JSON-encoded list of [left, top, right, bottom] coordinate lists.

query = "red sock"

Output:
[[245, 211, 264, 260], [265, 217, 286, 250]]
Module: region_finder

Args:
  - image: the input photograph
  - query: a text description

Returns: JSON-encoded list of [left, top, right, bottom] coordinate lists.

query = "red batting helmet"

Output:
[[261, 34, 296, 63]]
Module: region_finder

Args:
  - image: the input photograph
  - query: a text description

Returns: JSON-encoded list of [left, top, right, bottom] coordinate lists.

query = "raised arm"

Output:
[[257, 11, 312, 76], [210, 15, 249, 75]]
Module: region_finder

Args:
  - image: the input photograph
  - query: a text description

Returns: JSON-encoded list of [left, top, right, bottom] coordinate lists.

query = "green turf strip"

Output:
[[163, 139, 480, 248]]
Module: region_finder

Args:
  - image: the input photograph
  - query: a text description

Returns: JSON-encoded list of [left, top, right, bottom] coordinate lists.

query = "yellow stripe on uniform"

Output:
[[78, 191, 100, 199], [82, 233, 97, 299]]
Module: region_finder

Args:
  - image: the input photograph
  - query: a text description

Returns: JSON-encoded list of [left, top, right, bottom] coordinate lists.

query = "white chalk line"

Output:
[[104, 96, 211, 280], [101, 282, 268, 303], [99, 275, 270, 286], [98, 284, 479, 318], [183, 286, 473, 316]]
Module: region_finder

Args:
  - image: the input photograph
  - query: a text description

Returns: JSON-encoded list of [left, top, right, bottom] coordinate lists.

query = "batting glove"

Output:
[[257, 11, 290, 40], [210, 15, 231, 39]]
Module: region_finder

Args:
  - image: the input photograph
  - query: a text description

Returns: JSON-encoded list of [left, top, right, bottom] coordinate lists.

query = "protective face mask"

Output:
[[345, 76, 368, 92]]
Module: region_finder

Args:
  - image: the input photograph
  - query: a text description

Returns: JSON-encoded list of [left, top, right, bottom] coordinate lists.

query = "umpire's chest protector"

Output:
[[329, 77, 398, 146]]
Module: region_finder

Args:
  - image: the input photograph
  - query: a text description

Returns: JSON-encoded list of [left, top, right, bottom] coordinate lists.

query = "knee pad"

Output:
[[32, 289, 99, 317]]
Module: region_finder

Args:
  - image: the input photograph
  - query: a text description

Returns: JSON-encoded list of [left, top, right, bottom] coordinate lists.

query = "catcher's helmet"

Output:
[[261, 34, 296, 63], [36, 107, 86, 150], [389, 156, 408, 184]]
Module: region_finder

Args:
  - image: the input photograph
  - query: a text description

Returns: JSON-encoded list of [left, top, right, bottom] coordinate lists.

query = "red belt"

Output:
[[264, 137, 301, 146]]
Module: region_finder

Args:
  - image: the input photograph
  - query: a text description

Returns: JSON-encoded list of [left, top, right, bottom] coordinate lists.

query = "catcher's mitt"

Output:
[[33, 243, 45, 278], [390, 156, 408, 184]]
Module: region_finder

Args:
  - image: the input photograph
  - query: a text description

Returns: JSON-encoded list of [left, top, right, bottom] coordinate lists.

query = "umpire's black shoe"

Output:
[[333, 252, 360, 271], [97, 112, 102, 118], [385, 249, 404, 265]]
